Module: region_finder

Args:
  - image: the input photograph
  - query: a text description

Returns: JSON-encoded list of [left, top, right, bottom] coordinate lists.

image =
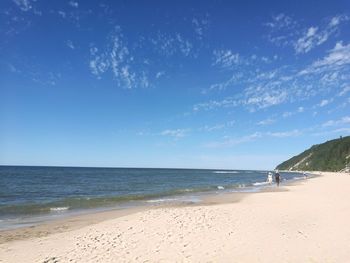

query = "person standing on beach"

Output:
[[274, 170, 281, 186], [303, 172, 307, 179], [267, 172, 273, 184]]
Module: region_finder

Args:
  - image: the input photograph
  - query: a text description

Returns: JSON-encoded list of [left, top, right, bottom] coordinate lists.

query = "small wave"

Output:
[[217, 186, 225, 190], [213, 171, 239, 174], [146, 198, 178, 203], [50, 207, 69, 212], [253, 182, 269, 186]]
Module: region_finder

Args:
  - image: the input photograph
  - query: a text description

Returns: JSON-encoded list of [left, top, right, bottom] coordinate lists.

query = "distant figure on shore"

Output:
[[274, 170, 281, 186], [303, 172, 307, 179], [267, 172, 273, 184]]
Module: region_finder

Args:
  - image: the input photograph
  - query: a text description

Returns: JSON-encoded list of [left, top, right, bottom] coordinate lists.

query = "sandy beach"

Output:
[[1, 172, 350, 262]]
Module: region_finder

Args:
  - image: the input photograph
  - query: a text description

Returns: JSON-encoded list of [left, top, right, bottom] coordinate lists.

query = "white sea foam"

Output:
[[50, 207, 69, 212], [146, 198, 178, 203], [253, 182, 269, 186], [213, 171, 239, 174], [217, 186, 225, 190]]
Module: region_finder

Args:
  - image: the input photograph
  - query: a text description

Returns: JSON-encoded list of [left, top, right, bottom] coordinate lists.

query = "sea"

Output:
[[0, 166, 305, 230]]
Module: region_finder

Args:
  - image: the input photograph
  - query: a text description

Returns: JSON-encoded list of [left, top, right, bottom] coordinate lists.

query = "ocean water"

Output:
[[0, 166, 303, 229]]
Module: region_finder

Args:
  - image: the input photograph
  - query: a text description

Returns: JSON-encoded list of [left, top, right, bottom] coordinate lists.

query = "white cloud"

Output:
[[329, 14, 349, 27], [66, 40, 75, 50], [212, 49, 240, 69], [294, 15, 349, 54], [200, 124, 225, 132], [150, 32, 193, 57], [294, 26, 323, 54], [257, 118, 275, 126], [339, 85, 350, 96], [155, 71, 165, 79], [322, 116, 350, 127], [195, 87, 288, 112], [139, 71, 150, 88], [282, 106, 304, 118], [12, 0, 32, 11], [203, 73, 243, 93], [318, 99, 332, 107], [192, 16, 209, 39], [244, 88, 288, 110], [199, 121, 235, 132], [205, 132, 262, 148], [69, 1, 79, 8], [205, 129, 301, 148], [176, 34, 192, 57], [58, 11, 66, 18], [264, 13, 298, 46], [160, 129, 189, 138], [200, 40, 349, 113], [298, 41, 350, 80], [264, 13, 295, 30], [89, 27, 153, 89], [312, 41, 350, 68], [282, 111, 293, 118], [266, 129, 301, 138], [265, 13, 349, 53], [193, 97, 239, 111]]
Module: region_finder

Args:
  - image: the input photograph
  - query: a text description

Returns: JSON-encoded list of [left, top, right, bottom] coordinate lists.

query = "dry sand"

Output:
[[1, 172, 350, 262]]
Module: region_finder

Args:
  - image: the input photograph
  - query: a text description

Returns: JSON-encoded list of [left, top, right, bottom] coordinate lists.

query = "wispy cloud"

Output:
[[12, 0, 41, 15], [200, 37, 350, 112], [294, 15, 349, 54], [160, 129, 190, 138], [318, 99, 333, 107], [89, 27, 151, 89], [257, 118, 275, 126], [264, 13, 296, 30], [194, 88, 289, 112], [69, 1, 79, 8], [322, 116, 350, 127], [205, 132, 262, 148], [66, 40, 75, 50], [293, 15, 349, 54], [265, 13, 349, 53], [266, 129, 301, 138], [57, 10, 66, 18], [212, 49, 240, 69], [192, 15, 210, 39], [338, 85, 350, 96], [205, 129, 302, 148], [202, 73, 243, 94], [296, 41, 350, 99], [150, 32, 193, 57], [12, 0, 32, 12], [282, 106, 304, 118], [199, 120, 235, 132], [264, 13, 298, 46], [155, 71, 165, 79], [300, 42, 350, 75]]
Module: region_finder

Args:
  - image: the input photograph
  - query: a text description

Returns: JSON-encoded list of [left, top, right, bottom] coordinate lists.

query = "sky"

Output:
[[0, 0, 350, 170]]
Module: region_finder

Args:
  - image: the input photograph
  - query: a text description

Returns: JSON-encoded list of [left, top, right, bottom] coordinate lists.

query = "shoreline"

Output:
[[0, 173, 311, 244], [2, 171, 350, 262]]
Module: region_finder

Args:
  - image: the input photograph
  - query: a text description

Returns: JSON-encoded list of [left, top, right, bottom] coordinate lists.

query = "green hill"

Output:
[[276, 136, 350, 172]]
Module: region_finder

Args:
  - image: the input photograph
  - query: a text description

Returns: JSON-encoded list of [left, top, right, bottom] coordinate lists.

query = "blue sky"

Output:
[[1, 0, 350, 169]]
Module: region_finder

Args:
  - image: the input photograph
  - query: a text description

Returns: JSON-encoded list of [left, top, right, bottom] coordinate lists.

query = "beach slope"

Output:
[[1, 172, 350, 262]]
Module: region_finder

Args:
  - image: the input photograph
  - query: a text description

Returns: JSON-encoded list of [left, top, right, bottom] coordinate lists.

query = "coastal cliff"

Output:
[[276, 136, 350, 172]]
